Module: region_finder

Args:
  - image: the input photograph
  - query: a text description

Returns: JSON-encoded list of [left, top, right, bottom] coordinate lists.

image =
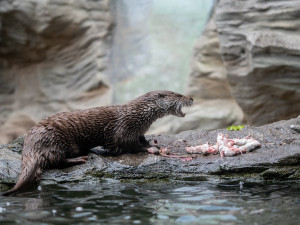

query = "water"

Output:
[[0, 179, 299, 225]]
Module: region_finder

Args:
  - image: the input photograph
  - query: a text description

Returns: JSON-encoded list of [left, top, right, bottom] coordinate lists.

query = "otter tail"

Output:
[[2, 159, 43, 196]]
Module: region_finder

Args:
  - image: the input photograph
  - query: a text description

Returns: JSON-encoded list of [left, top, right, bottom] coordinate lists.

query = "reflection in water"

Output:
[[25, 198, 43, 211], [0, 180, 299, 224]]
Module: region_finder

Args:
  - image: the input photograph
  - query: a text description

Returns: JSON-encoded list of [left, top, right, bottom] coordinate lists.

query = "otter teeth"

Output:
[[176, 100, 193, 117], [178, 107, 186, 117]]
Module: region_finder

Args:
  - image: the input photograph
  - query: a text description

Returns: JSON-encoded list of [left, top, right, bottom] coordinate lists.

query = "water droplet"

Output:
[[75, 207, 83, 211], [239, 181, 244, 191], [37, 186, 42, 191], [6, 202, 10, 206], [52, 209, 57, 215], [124, 216, 131, 220], [133, 220, 141, 224]]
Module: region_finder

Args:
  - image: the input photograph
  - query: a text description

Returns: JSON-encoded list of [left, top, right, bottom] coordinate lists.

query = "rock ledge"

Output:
[[1, 116, 299, 191]]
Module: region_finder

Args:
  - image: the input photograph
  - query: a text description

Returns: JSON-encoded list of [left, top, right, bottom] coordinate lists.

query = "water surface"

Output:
[[0, 179, 299, 224]]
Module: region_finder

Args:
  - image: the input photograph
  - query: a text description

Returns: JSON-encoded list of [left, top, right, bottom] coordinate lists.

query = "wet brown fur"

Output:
[[2, 90, 193, 196]]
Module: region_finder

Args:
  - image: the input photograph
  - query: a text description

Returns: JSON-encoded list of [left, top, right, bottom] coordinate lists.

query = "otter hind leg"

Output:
[[64, 156, 88, 167]]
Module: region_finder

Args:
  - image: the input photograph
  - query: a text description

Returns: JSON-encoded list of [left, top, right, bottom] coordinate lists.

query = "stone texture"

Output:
[[2, 0, 300, 143], [187, 1, 230, 100], [0, 114, 35, 144], [215, 0, 300, 125], [0, 143, 21, 184], [1, 116, 299, 191], [0, 0, 113, 143], [173, 0, 244, 135], [149, 99, 243, 135]]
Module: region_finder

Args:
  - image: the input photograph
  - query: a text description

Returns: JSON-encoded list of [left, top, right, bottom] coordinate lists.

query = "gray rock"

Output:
[[148, 99, 244, 134], [215, 0, 300, 125], [0, 145, 21, 184], [175, 0, 244, 135], [0, 0, 113, 144], [1, 116, 299, 191], [187, 1, 230, 100]]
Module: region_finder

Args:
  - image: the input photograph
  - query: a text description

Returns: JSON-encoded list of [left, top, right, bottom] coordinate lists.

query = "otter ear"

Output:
[[158, 93, 166, 98], [156, 99, 168, 110]]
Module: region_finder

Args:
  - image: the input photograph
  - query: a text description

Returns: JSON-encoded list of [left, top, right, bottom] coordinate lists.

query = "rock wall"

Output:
[[1, 0, 299, 142], [187, 1, 229, 100], [0, 0, 113, 143], [215, 0, 300, 125], [164, 0, 244, 134], [182, 0, 300, 132]]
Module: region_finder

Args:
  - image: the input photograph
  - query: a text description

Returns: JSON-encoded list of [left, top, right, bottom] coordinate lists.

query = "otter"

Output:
[[2, 90, 193, 196]]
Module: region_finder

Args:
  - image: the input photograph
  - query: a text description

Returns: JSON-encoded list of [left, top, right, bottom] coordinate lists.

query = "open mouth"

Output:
[[177, 106, 186, 117], [176, 101, 193, 117]]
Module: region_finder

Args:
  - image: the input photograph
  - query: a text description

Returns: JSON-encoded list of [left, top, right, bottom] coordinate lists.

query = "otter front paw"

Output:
[[139, 135, 150, 147]]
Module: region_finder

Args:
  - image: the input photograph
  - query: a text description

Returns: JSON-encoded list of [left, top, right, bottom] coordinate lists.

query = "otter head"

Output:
[[147, 90, 193, 117]]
